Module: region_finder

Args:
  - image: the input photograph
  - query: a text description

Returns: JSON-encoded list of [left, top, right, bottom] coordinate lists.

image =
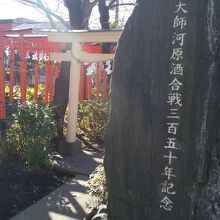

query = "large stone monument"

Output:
[[104, 0, 220, 219]]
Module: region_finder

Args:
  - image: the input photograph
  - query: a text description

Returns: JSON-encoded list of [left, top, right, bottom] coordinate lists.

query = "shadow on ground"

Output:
[[11, 150, 103, 220]]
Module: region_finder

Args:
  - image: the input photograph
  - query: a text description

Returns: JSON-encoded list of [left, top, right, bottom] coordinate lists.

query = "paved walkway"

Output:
[[11, 150, 104, 220]]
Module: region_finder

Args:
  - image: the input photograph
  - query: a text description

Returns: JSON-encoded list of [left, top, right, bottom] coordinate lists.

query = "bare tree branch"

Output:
[[36, 0, 57, 28], [108, 3, 135, 10], [81, 0, 98, 29], [16, 0, 70, 30], [44, 9, 71, 29], [16, 0, 39, 9], [15, 0, 135, 30], [107, 0, 117, 8]]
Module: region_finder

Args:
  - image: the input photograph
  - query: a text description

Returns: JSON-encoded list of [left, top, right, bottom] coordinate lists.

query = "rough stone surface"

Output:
[[104, 0, 220, 219]]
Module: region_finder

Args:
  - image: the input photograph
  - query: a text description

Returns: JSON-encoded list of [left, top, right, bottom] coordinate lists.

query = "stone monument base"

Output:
[[58, 138, 82, 156]]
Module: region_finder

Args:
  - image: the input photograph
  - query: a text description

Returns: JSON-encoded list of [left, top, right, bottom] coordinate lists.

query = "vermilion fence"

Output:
[[0, 32, 114, 120]]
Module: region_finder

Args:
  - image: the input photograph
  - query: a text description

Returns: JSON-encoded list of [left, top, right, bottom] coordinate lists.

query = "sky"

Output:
[[0, 0, 135, 29], [0, 0, 68, 21]]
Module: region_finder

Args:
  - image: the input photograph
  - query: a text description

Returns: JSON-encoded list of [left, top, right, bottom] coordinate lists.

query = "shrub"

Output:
[[88, 163, 108, 206], [0, 136, 7, 166], [5, 84, 45, 124], [77, 96, 110, 144], [5, 84, 44, 103], [6, 101, 57, 168]]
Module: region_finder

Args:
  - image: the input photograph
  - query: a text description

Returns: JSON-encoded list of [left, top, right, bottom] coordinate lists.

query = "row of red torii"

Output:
[[0, 33, 115, 108], [0, 29, 122, 146]]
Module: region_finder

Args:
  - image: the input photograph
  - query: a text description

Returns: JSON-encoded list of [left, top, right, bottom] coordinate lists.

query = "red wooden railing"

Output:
[[0, 33, 114, 120]]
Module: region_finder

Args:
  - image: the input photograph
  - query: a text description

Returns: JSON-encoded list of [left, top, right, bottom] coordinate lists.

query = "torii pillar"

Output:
[[46, 30, 121, 155]]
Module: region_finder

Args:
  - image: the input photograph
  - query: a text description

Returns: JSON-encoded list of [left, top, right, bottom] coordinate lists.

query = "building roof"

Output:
[[12, 17, 70, 32], [0, 19, 13, 24]]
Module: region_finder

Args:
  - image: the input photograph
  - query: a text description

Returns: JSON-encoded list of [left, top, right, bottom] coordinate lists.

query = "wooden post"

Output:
[[9, 46, 14, 103], [96, 62, 100, 98], [103, 66, 107, 99], [48, 61, 53, 102], [19, 35, 27, 103], [44, 60, 49, 102], [86, 73, 92, 100], [0, 41, 5, 119], [79, 64, 84, 102], [66, 42, 81, 143], [34, 58, 39, 104], [55, 62, 60, 79]]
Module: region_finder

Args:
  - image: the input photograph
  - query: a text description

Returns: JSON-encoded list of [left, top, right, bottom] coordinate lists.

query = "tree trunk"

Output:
[[81, 0, 98, 29], [51, 0, 83, 144], [98, 0, 111, 53], [104, 0, 220, 219], [98, 0, 110, 30], [64, 0, 82, 29], [51, 61, 70, 139]]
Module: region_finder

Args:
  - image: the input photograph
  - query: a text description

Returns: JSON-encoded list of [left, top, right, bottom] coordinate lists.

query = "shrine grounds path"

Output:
[[10, 150, 103, 220]]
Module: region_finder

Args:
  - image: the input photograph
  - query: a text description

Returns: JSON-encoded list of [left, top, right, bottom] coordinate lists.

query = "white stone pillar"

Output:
[[66, 42, 81, 143]]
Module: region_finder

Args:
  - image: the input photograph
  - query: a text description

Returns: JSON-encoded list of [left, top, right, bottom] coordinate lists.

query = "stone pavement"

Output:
[[10, 150, 104, 220]]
